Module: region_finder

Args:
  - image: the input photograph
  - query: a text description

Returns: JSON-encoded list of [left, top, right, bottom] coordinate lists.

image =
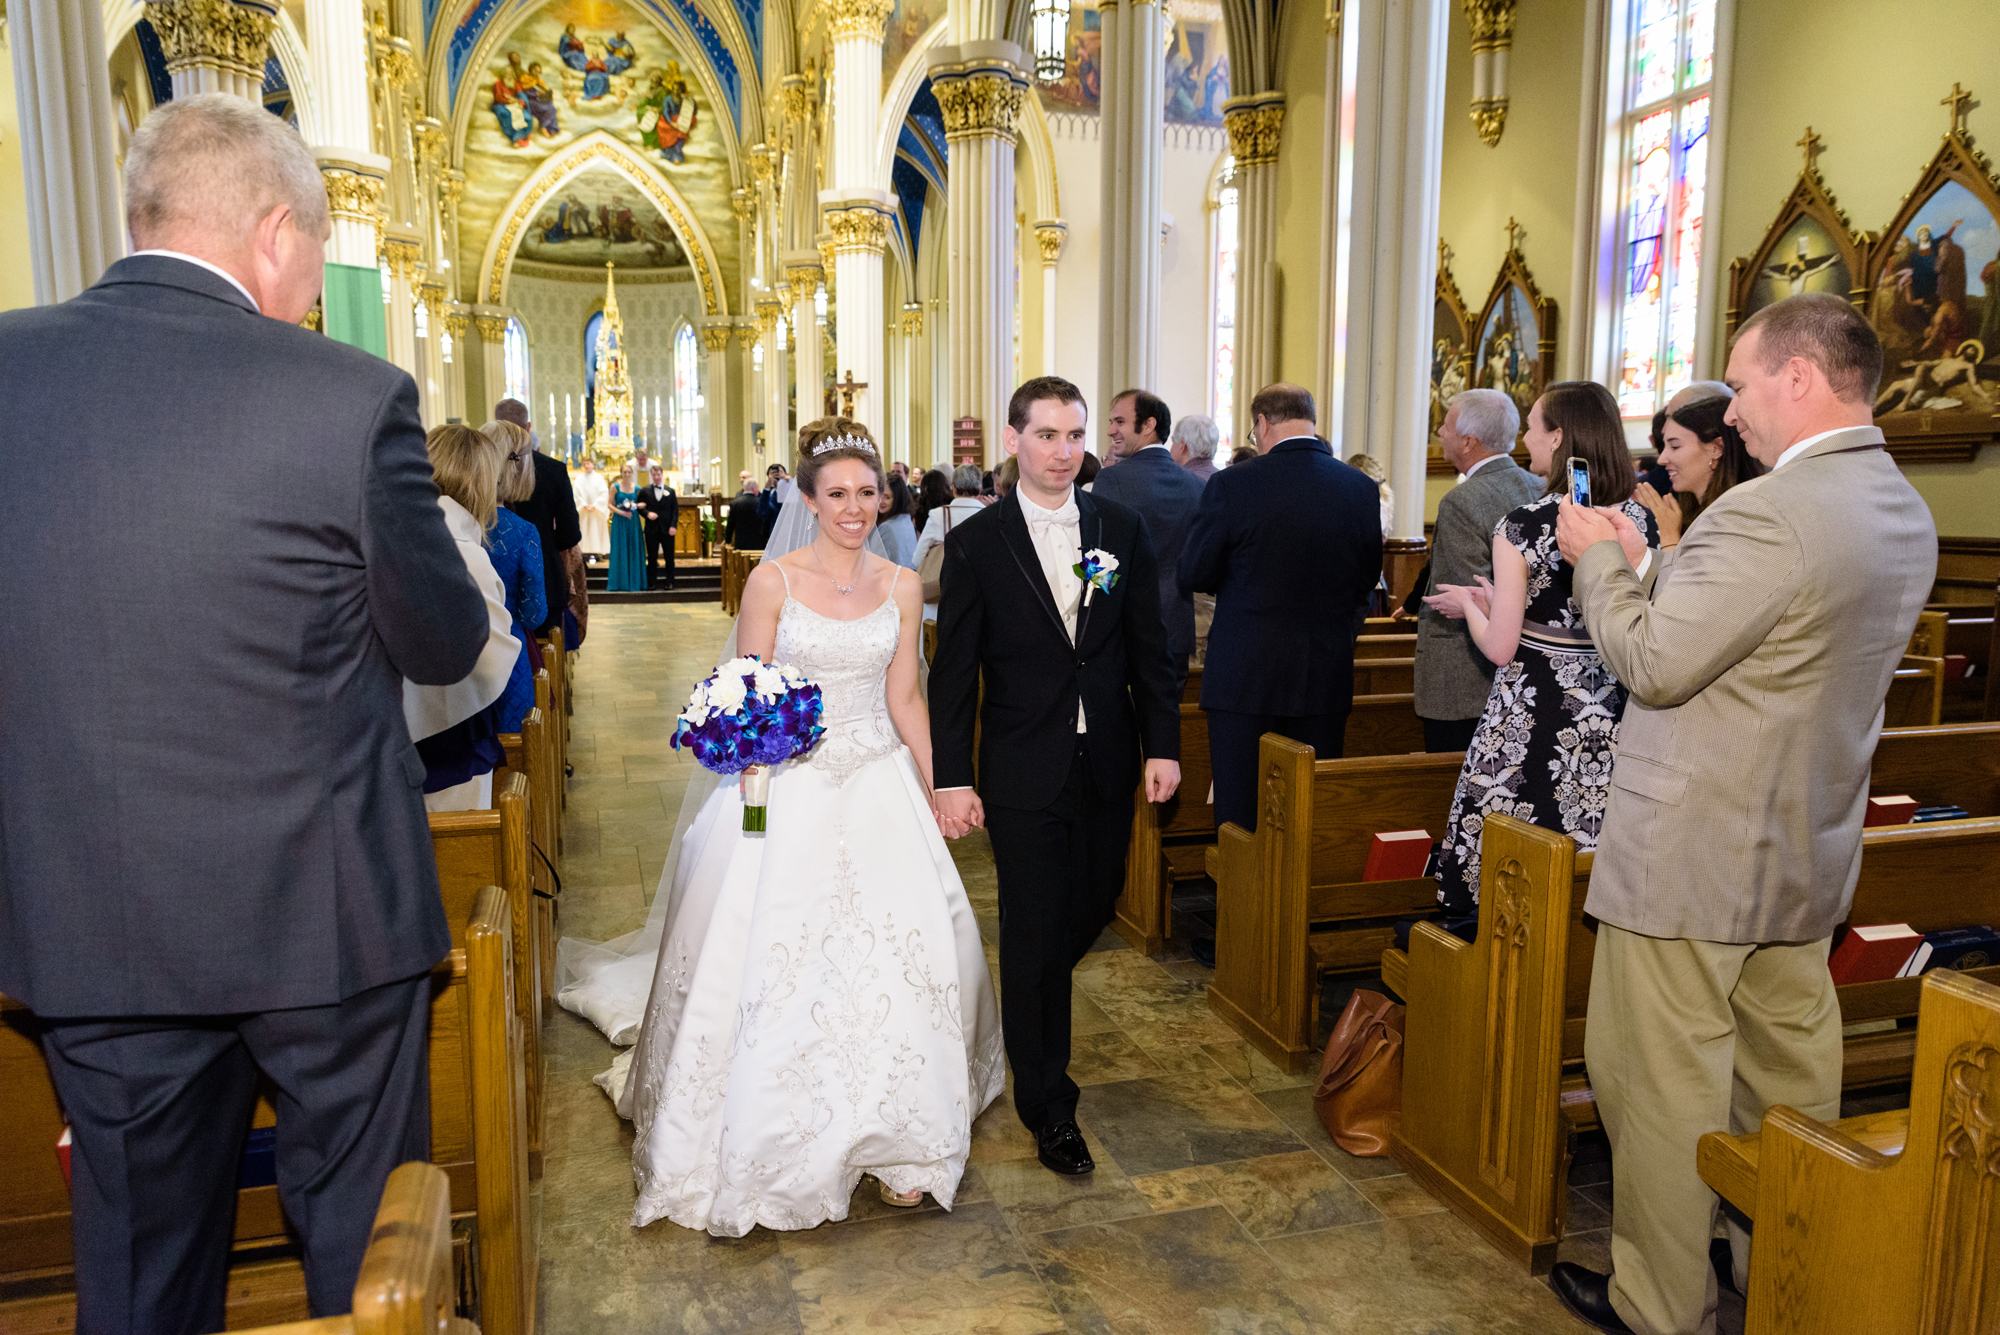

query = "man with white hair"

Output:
[[1414, 389, 1542, 753], [0, 95, 486, 1332], [1169, 413, 1221, 482]]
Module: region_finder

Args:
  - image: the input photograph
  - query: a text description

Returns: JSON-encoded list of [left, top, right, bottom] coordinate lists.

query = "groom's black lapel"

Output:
[[1073, 488, 1104, 647], [997, 493, 1073, 645]]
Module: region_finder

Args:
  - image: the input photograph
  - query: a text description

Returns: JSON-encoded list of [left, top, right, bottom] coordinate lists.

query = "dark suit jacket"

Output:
[[504, 451, 580, 635], [725, 489, 764, 548], [1178, 436, 1383, 716], [1089, 446, 1207, 658], [930, 490, 1180, 810], [0, 255, 487, 1017], [637, 484, 677, 535]]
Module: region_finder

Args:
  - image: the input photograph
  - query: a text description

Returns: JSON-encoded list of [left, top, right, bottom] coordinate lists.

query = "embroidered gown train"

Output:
[[604, 567, 1004, 1235]]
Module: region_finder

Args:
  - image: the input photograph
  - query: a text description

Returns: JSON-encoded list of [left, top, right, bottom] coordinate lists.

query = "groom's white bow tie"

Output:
[[1028, 501, 1079, 537]]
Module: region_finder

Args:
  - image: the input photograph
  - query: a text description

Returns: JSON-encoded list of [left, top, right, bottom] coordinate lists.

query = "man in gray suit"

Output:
[[0, 96, 486, 1334], [1547, 294, 1935, 1335], [1095, 389, 1207, 691], [1414, 389, 1542, 752]]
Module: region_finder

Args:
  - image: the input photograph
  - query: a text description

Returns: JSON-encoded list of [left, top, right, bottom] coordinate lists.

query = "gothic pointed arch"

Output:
[[479, 131, 731, 315]]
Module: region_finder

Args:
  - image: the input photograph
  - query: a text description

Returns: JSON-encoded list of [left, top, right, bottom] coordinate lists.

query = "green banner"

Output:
[[321, 261, 387, 359]]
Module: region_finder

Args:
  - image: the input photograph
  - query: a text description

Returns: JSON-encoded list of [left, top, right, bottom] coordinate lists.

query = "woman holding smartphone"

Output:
[[1422, 381, 1659, 921]]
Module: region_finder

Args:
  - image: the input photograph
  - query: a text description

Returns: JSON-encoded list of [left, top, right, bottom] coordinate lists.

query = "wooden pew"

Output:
[[1206, 737, 1465, 1071], [1386, 813, 2000, 1274], [1887, 653, 1947, 727], [1116, 702, 1214, 953], [429, 774, 541, 1182], [1695, 970, 2000, 1335], [0, 888, 530, 1334], [497, 706, 558, 1008], [719, 546, 762, 615], [536, 640, 568, 837]]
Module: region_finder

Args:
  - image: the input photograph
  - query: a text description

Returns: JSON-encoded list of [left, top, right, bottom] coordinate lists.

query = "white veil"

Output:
[[553, 486, 889, 1044]]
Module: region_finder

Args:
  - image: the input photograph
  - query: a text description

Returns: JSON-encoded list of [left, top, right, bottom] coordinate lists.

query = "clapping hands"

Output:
[[1424, 576, 1493, 622]]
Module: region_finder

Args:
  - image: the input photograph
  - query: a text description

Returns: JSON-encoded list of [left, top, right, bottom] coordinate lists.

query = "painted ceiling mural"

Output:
[[1037, 0, 1229, 127], [454, 0, 738, 296]]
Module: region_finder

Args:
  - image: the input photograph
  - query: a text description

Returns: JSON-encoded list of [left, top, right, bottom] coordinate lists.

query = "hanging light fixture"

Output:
[[1029, 0, 1071, 83]]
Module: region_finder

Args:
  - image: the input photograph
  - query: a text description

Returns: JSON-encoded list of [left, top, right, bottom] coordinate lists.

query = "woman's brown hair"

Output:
[[1667, 394, 1765, 527], [425, 424, 502, 533], [479, 419, 536, 505], [1537, 381, 1635, 509], [795, 417, 886, 496]]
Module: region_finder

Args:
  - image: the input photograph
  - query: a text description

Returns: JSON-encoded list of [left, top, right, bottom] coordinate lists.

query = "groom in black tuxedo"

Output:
[[930, 376, 1182, 1176]]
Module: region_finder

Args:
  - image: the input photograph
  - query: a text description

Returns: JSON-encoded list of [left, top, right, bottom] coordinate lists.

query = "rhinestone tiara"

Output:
[[811, 433, 877, 457]]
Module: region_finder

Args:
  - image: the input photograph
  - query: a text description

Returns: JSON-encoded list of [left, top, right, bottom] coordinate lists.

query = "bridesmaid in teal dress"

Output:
[[608, 461, 647, 592]]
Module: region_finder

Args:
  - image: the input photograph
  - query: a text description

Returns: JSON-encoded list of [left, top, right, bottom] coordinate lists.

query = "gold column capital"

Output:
[[418, 282, 448, 319], [1222, 94, 1286, 167], [1034, 221, 1068, 265], [785, 262, 825, 296], [473, 313, 511, 341], [931, 61, 1028, 145], [750, 143, 779, 184], [382, 236, 423, 282], [442, 310, 471, 338], [824, 204, 892, 255], [320, 164, 386, 226], [778, 74, 818, 130], [900, 305, 924, 337], [701, 325, 734, 352], [731, 187, 757, 223], [144, 0, 275, 85], [1463, 0, 1516, 146], [825, 0, 894, 42]]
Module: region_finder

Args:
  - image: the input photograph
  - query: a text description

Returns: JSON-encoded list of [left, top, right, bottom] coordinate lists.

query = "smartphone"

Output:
[[1569, 459, 1592, 507]]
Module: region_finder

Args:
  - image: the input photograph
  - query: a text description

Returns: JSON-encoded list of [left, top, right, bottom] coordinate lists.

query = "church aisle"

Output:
[[539, 604, 1602, 1333]]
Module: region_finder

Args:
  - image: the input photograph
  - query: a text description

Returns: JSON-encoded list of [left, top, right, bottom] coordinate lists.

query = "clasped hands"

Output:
[[929, 760, 1182, 840]]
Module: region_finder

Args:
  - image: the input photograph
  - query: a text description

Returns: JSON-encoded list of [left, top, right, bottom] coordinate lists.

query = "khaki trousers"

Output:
[[1585, 924, 1842, 1335]]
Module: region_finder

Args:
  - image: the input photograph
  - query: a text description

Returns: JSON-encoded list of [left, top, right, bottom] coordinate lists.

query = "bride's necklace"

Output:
[[812, 542, 866, 596]]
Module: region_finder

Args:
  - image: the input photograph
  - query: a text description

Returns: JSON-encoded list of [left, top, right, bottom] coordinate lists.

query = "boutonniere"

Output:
[[1074, 548, 1121, 606]]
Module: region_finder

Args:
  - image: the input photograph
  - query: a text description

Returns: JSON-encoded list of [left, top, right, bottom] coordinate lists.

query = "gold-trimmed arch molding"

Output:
[[479, 131, 730, 316]]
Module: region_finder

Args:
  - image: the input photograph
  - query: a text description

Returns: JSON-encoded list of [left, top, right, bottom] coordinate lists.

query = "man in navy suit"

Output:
[[1180, 383, 1383, 838], [1092, 389, 1207, 693], [0, 96, 485, 1333]]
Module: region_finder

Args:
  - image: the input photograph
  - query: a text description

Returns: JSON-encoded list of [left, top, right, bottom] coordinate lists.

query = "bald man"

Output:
[[0, 95, 484, 1333]]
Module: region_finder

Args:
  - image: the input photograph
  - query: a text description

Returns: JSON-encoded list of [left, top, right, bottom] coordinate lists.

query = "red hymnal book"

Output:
[[1864, 795, 1920, 828], [1363, 830, 1433, 881], [1828, 923, 1922, 985], [57, 1126, 71, 1189], [1944, 654, 1970, 681]]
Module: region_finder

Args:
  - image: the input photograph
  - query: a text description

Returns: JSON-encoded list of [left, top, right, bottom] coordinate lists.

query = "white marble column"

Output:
[[442, 308, 470, 421], [306, 0, 387, 269], [1096, 0, 1162, 398], [701, 323, 733, 479], [146, 0, 277, 102], [892, 304, 921, 463], [1035, 222, 1066, 377], [930, 44, 1026, 463], [785, 261, 825, 433], [10, 0, 125, 304], [417, 281, 447, 425], [758, 296, 790, 467], [1222, 94, 1284, 447], [822, 0, 895, 437], [474, 310, 512, 413], [382, 234, 422, 384], [826, 211, 891, 438], [1330, 0, 1449, 538]]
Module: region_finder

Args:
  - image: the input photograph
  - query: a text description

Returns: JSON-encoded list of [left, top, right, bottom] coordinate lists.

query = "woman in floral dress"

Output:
[[1423, 381, 1659, 918]]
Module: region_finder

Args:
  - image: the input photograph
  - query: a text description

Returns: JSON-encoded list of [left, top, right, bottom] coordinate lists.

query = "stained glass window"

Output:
[[1212, 165, 1239, 455], [1612, 0, 1715, 418], [674, 322, 701, 478], [503, 319, 530, 403]]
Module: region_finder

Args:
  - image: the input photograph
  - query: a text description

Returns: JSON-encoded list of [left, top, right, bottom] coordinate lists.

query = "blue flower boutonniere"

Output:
[[1074, 548, 1121, 606]]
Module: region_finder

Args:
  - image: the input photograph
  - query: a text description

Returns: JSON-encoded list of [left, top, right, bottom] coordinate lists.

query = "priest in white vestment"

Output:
[[575, 457, 610, 560]]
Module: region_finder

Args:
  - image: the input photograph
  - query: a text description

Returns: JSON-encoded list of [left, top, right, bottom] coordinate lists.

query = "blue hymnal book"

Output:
[[1900, 926, 2000, 977]]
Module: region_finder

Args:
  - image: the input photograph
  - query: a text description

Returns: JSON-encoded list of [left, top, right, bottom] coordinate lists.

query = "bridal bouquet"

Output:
[[671, 657, 825, 831]]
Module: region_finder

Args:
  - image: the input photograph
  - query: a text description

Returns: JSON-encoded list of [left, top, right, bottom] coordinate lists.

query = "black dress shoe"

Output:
[[1190, 936, 1216, 968], [1549, 1263, 1633, 1334], [1036, 1121, 1095, 1176]]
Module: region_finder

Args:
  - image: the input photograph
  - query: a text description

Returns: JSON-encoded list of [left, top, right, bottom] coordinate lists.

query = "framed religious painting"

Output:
[[1429, 240, 1476, 475], [1726, 129, 1869, 339], [1861, 90, 2000, 462], [1474, 221, 1559, 445]]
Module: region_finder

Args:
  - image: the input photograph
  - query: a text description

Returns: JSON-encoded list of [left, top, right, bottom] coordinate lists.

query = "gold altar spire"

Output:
[[590, 262, 635, 463]]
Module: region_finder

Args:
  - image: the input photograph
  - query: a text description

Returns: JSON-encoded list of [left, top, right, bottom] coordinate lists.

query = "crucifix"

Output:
[[1504, 217, 1524, 254], [1941, 83, 1978, 136], [1796, 126, 1823, 173], [1438, 237, 1454, 271], [833, 369, 867, 418]]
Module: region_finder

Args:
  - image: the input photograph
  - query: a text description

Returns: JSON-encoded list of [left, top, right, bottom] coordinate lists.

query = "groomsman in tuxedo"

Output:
[[1093, 388, 1206, 693], [637, 465, 678, 589], [931, 376, 1182, 1176], [1180, 384, 1382, 828]]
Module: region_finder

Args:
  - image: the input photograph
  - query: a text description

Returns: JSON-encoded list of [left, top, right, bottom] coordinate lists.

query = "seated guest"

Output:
[[1422, 381, 1658, 919], [912, 467, 952, 534], [994, 455, 1019, 498], [407, 425, 521, 812], [1229, 443, 1260, 466], [912, 463, 986, 568], [877, 473, 919, 567], [1171, 414, 1221, 482], [1633, 392, 1765, 549], [478, 421, 549, 735], [1345, 451, 1394, 537]]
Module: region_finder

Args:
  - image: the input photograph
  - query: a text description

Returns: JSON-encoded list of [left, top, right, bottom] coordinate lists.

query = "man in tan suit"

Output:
[[1547, 294, 1936, 1335]]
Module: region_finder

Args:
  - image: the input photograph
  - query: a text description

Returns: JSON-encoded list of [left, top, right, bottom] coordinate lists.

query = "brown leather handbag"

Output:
[[1312, 990, 1406, 1156]]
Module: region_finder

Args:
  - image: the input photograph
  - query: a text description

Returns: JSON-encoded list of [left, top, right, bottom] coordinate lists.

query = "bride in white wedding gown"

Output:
[[558, 423, 1003, 1237]]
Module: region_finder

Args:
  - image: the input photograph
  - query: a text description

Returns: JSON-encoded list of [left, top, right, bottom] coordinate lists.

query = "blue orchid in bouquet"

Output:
[[671, 657, 825, 831]]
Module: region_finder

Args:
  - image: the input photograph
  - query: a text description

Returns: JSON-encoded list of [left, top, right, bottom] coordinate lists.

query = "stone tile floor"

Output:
[[538, 604, 1734, 1334]]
